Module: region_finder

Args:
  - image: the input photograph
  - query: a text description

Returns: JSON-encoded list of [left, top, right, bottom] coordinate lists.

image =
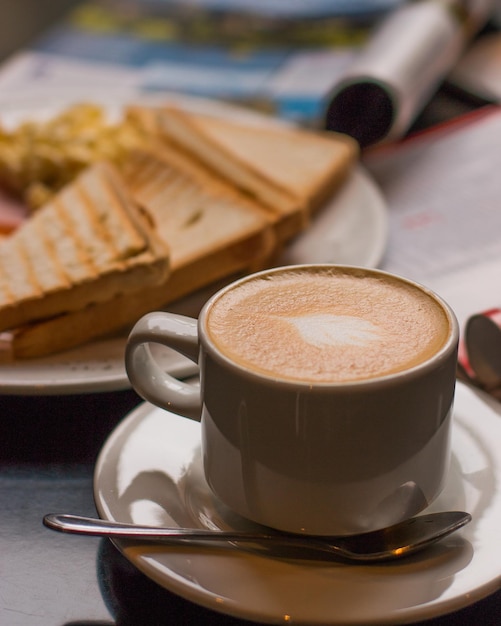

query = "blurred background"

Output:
[[0, 0, 80, 61]]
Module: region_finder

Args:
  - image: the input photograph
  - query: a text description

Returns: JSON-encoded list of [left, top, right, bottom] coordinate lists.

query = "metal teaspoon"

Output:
[[43, 511, 471, 562]]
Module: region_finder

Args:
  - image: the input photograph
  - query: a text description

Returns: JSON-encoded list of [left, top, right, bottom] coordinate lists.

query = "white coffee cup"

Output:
[[125, 265, 459, 536]]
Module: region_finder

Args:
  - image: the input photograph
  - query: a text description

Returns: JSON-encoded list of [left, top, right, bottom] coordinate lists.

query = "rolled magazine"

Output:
[[324, 0, 496, 147]]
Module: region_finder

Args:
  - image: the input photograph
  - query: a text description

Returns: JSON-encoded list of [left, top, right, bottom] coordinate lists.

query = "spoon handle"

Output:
[[43, 513, 348, 558], [44, 513, 280, 543]]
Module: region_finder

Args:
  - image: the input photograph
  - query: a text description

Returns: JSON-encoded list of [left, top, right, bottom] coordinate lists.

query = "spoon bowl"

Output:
[[43, 510, 471, 563]]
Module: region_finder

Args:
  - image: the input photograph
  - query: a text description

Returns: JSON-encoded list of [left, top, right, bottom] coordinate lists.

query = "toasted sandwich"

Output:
[[3, 104, 359, 359], [123, 142, 276, 272], [0, 161, 170, 332], [153, 105, 359, 237], [7, 145, 275, 358]]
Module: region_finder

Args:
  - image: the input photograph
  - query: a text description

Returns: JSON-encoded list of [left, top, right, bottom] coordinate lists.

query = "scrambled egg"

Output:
[[0, 103, 146, 209]]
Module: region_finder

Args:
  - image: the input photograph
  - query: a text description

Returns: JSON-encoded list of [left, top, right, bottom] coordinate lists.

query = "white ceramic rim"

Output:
[[199, 263, 460, 389]]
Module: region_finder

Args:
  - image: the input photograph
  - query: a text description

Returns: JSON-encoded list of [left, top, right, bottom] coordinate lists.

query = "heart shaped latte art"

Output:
[[285, 314, 384, 348]]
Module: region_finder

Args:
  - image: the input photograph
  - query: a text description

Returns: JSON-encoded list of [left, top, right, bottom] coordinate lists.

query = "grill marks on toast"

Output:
[[155, 106, 359, 240], [1, 104, 359, 358], [124, 145, 274, 269], [0, 167, 145, 300], [0, 235, 43, 302], [0, 162, 169, 331], [156, 113, 305, 241], [61, 167, 148, 273], [17, 211, 71, 294], [126, 152, 205, 233], [7, 146, 277, 358]]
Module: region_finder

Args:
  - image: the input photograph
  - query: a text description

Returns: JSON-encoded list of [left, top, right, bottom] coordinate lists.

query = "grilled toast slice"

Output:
[[123, 143, 276, 270], [0, 161, 170, 332], [154, 105, 358, 236], [3, 104, 358, 358], [6, 145, 276, 358]]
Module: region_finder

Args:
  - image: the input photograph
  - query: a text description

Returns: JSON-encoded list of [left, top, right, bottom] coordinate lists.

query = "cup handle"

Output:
[[125, 312, 201, 420]]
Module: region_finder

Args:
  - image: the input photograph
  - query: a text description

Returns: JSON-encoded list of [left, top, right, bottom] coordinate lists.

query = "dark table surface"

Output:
[[1, 3, 500, 625], [1, 390, 500, 626], [1, 192, 500, 610]]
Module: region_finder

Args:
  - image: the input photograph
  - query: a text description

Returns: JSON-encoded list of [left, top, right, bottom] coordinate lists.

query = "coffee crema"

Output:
[[206, 267, 450, 383]]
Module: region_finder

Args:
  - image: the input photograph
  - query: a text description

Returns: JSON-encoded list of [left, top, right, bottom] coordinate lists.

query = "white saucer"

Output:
[[0, 92, 387, 395], [94, 382, 501, 625]]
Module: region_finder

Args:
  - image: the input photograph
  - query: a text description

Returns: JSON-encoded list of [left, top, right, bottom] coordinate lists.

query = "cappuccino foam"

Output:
[[206, 268, 450, 383]]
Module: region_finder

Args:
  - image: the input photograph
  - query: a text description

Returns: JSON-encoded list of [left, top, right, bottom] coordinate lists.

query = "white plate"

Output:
[[0, 93, 387, 395], [94, 382, 501, 625]]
